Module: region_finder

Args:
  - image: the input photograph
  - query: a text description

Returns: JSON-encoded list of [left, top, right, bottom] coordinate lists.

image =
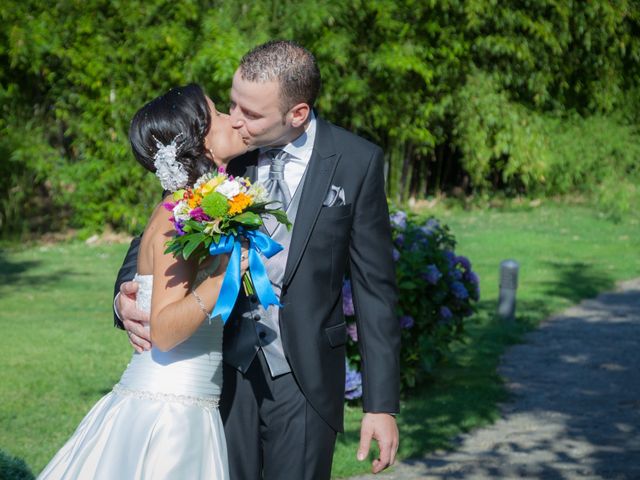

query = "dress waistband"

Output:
[[112, 383, 220, 410]]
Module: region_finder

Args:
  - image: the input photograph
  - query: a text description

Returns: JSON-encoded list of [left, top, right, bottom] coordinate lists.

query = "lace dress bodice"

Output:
[[115, 274, 223, 406]]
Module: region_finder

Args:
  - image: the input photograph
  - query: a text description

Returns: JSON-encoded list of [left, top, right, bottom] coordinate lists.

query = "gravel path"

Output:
[[348, 279, 640, 480]]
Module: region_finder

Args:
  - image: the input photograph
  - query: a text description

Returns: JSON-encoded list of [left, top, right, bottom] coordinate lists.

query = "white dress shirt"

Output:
[[256, 111, 317, 198]]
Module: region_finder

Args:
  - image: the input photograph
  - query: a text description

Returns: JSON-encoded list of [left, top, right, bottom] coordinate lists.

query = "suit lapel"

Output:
[[283, 118, 340, 286]]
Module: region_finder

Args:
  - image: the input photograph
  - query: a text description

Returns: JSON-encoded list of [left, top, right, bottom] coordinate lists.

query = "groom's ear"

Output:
[[288, 103, 311, 128]]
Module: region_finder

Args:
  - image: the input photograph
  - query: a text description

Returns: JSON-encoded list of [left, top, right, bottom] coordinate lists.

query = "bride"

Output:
[[38, 84, 248, 480]]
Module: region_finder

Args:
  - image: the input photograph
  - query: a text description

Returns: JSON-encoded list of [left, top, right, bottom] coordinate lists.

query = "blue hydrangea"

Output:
[[455, 255, 471, 271], [345, 360, 363, 400], [399, 315, 415, 329], [420, 218, 440, 236], [440, 306, 453, 319], [450, 281, 469, 299], [342, 279, 355, 316], [422, 264, 442, 285], [443, 250, 456, 267], [389, 211, 408, 230]]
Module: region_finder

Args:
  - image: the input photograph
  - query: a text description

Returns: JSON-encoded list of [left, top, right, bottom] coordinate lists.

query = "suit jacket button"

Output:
[[250, 294, 258, 303], [253, 314, 260, 322], [259, 331, 266, 339]]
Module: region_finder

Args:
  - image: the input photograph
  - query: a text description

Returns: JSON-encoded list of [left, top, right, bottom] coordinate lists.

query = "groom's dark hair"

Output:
[[239, 40, 321, 114]]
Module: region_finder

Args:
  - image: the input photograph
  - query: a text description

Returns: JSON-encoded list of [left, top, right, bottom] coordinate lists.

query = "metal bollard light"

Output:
[[498, 259, 519, 321]]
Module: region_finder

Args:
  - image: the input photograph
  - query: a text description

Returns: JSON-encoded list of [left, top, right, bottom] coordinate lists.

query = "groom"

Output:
[[115, 40, 400, 479]]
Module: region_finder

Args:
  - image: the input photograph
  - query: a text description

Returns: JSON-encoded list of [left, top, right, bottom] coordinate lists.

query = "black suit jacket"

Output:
[[113, 116, 400, 432]]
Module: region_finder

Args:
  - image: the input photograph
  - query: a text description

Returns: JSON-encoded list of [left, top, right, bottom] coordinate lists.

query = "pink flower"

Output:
[[347, 323, 358, 342], [189, 207, 210, 222]]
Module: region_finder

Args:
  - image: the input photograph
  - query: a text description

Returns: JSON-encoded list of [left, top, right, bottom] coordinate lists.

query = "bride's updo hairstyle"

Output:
[[129, 83, 212, 189]]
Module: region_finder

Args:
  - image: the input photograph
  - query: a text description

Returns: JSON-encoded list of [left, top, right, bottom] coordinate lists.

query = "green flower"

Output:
[[201, 192, 229, 218]]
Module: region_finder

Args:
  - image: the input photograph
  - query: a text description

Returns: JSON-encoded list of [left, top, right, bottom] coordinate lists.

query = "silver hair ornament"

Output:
[[153, 134, 189, 191]]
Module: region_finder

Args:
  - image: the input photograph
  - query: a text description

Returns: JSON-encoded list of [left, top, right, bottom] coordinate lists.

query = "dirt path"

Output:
[[348, 279, 640, 480]]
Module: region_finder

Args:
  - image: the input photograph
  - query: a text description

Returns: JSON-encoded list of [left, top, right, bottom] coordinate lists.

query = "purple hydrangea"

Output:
[[440, 306, 453, 320], [422, 264, 442, 285], [420, 218, 440, 236], [389, 211, 408, 231], [347, 323, 358, 342], [345, 360, 363, 400], [449, 269, 463, 281], [394, 233, 405, 247], [342, 280, 355, 316], [455, 255, 471, 271], [392, 248, 401, 262], [399, 315, 415, 329], [451, 281, 469, 299], [443, 250, 456, 267], [465, 270, 480, 285]]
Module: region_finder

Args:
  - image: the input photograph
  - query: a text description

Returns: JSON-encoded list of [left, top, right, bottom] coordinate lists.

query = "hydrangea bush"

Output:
[[344, 210, 480, 400]]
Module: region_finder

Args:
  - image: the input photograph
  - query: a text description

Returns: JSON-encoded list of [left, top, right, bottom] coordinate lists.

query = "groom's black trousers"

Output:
[[220, 350, 337, 480]]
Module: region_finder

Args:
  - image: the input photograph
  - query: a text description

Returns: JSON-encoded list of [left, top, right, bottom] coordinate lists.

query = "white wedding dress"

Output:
[[38, 274, 229, 480]]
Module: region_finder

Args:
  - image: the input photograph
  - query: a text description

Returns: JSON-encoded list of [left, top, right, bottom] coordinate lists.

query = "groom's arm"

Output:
[[348, 145, 400, 414], [348, 145, 400, 473], [113, 236, 141, 329]]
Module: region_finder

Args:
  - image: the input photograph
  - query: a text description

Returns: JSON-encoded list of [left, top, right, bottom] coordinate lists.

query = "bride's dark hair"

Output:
[[129, 83, 212, 188]]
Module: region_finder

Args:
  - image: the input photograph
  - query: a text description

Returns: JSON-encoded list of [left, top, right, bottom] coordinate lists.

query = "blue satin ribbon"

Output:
[[209, 229, 284, 324]]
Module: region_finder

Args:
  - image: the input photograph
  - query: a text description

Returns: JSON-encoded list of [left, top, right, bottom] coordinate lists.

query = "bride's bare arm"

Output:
[[148, 208, 242, 351]]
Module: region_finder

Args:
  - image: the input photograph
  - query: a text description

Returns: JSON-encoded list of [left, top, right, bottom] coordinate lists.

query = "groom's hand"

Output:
[[357, 412, 399, 474], [118, 281, 151, 352]]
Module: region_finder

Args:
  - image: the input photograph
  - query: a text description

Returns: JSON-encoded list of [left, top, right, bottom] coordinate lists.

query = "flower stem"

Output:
[[242, 272, 255, 296]]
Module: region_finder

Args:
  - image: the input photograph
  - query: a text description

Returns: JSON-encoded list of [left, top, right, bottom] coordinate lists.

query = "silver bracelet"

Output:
[[191, 290, 210, 318]]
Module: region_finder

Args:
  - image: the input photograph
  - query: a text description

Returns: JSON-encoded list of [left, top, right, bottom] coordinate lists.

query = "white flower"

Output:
[[247, 183, 268, 203], [193, 172, 215, 190], [172, 201, 191, 223], [216, 179, 241, 199]]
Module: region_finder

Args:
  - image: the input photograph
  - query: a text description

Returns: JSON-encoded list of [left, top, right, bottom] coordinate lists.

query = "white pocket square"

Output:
[[323, 185, 346, 207]]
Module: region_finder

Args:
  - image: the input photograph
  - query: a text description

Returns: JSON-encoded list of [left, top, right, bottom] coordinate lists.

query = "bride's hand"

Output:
[[209, 242, 248, 276]]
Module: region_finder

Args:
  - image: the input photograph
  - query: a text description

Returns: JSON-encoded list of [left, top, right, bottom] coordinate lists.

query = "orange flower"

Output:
[[188, 192, 202, 209], [228, 192, 252, 215]]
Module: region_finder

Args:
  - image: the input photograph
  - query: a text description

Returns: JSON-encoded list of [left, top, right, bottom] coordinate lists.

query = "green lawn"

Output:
[[1, 200, 639, 478]]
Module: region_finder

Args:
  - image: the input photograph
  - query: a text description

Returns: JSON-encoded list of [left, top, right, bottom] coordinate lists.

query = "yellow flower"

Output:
[[228, 192, 252, 215]]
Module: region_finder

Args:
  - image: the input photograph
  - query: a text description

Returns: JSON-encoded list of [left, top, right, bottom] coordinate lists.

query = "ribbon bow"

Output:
[[209, 229, 283, 323]]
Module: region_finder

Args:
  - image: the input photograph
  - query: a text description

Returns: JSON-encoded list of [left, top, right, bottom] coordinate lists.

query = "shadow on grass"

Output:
[[0, 249, 78, 291], [336, 300, 551, 462], [541, 261, 614, 304]]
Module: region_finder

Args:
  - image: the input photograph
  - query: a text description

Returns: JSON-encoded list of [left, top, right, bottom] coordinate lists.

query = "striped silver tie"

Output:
[[264, 149, 291, 233]]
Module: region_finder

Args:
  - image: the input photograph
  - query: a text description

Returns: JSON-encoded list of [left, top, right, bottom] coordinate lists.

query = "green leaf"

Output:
[[264, 209, 292, 230], [231, 211, 262, 227], [182, 233, 206, 260]]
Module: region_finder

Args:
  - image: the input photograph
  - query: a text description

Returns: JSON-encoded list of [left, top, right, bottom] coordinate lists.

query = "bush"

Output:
[[542, 114, 640, 219], [343, 211, 480, 399], [452, 72, 550, 193], [0, 450, 34, 480]]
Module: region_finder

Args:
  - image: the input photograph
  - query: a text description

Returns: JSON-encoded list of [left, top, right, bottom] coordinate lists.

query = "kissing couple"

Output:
[[39, 40, 400, 480]]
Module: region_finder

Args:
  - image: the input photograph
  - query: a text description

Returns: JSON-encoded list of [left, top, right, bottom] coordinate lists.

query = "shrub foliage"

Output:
[[343, 212, 480, 398]]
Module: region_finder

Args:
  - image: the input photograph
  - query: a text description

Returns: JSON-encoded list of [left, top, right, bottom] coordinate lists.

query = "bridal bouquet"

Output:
[[163, 167, 291, 323]]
